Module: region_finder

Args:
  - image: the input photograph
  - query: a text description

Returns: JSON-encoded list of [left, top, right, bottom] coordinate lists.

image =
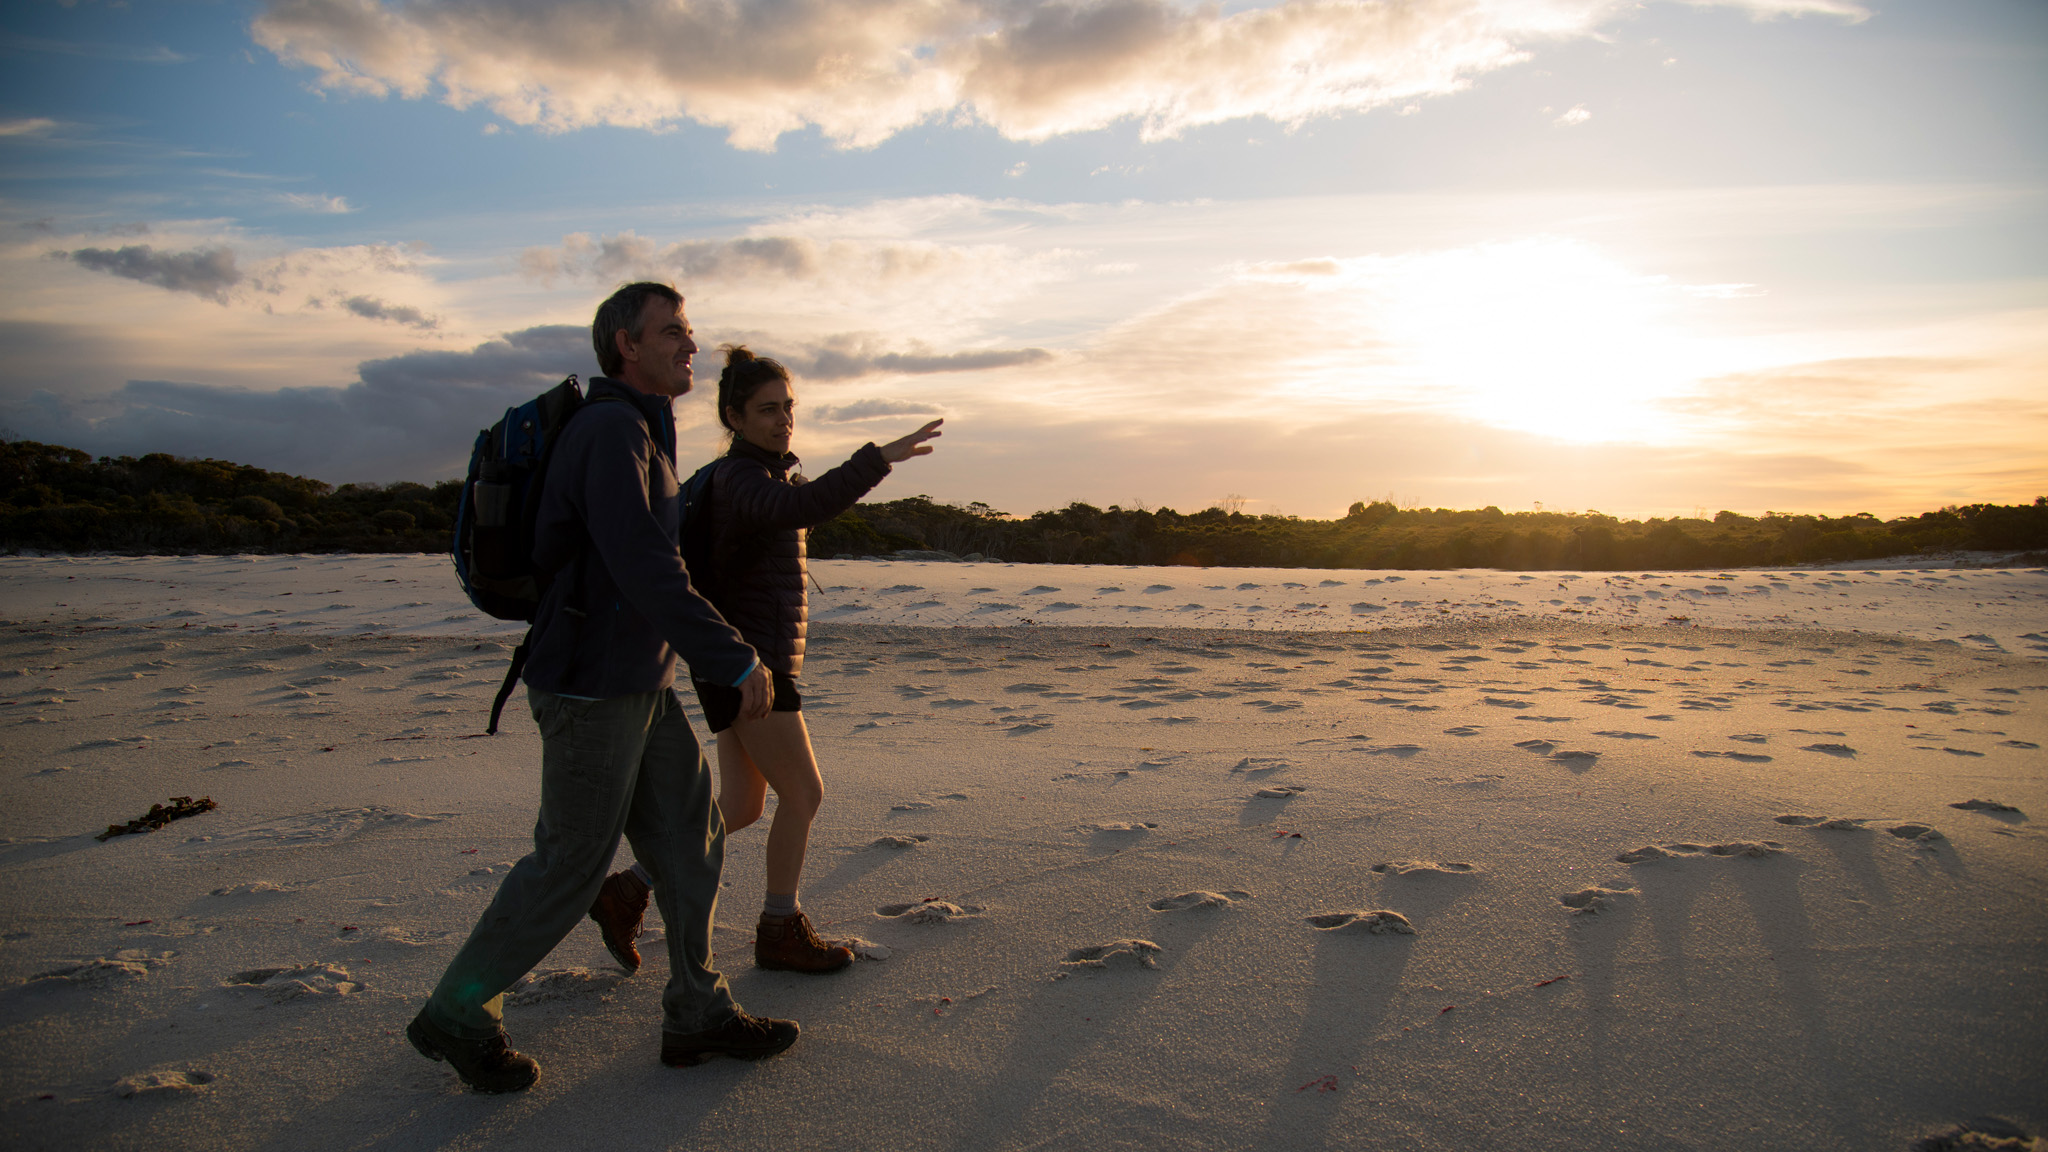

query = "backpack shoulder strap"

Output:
[[582, 392, 663, 506]]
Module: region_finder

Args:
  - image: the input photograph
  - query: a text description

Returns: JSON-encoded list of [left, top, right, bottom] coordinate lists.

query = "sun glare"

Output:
[[1287, 239, 1744, 444]]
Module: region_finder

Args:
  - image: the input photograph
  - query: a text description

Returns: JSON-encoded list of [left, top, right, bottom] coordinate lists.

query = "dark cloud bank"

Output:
[[4, 325, 592, 483], [0, 325, 1038, 484], [62, 244, 242, 303]]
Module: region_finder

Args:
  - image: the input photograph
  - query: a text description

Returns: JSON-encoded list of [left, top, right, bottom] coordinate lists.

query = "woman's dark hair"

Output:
[[592, 281, 683, 377], [717, 345, 792, 436]]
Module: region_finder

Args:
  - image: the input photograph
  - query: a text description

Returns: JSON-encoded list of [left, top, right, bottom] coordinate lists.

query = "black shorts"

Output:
[[692, 671, 801, 734]]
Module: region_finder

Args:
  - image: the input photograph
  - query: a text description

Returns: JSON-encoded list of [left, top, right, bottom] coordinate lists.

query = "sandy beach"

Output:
[[1, 556, 2043, 1151]]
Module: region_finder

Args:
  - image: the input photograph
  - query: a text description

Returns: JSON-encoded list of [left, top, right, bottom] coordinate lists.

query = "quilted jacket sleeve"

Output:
[[719, 443, 891, 533]]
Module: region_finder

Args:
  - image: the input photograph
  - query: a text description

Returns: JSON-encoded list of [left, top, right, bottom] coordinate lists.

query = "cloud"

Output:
[[0, 325, 594, 483], [517, 231, 1034, 290], [0, 118, 59, 138], [1552, 103, 1591, 127], [0, 32, 193, 64], [337, 294, 439, 329], [809, 398, 949, 422], [277, 192, 354, 214], [61, 244, 243, 303], [41, 231, 451, 329], [251, 0, 1864, 152], [782, 337, 1053, 381], [1676, 0, 1869, 19]]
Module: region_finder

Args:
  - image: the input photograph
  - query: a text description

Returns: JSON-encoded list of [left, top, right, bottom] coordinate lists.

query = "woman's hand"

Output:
[[878, 419, 943, 463]]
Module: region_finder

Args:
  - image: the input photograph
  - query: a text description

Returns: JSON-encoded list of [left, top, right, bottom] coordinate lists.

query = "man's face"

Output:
[[617, 297, 697, 398]]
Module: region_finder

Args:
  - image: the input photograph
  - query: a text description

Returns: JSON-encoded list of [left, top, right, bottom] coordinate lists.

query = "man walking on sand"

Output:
[[406, 282, 796, 1093]]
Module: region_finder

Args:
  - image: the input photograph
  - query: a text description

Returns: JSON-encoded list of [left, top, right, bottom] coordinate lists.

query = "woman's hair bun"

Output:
[[714, 343, 792, 436]]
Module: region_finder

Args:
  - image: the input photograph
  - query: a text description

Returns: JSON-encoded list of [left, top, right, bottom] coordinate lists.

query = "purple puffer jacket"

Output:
[[703, 437, 890, 677]]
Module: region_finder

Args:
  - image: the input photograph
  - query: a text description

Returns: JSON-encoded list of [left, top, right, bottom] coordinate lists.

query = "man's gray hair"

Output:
[[592, 282, 684, 377]]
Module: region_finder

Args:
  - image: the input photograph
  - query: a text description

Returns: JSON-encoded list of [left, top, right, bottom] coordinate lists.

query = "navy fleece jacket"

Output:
[[521, 376, 757, 699]]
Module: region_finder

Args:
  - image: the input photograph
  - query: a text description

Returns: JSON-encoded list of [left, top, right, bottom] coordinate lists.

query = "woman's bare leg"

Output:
[[715, 729, 768, 832], [722, 710, 823, 896]]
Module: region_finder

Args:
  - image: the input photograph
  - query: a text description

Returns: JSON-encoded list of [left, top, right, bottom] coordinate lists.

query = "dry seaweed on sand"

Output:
[[96, 795, 218, 842]]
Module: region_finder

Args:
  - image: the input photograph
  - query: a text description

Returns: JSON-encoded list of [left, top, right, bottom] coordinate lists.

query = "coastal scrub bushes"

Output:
[[3, 437, 2043, 568], [0, 439, 456, 553], [816, 494, 2048, 570]]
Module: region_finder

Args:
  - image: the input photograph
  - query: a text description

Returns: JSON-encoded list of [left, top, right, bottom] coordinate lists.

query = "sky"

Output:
[[0, 0, 2042, 521]]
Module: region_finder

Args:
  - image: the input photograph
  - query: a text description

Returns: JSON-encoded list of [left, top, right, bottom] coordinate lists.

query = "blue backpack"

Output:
[[453, 374, 587, 625]]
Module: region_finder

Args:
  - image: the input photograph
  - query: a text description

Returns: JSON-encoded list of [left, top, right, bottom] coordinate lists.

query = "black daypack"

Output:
[[453, 374, 585, 626]]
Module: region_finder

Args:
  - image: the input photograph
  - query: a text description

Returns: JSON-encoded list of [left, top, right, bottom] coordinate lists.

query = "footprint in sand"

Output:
[[1148, 890, 1250, 912], [1950, 799, 2022, 814], [1693, 750, 1774, 763], [870, 834, 930, 849], [891, 801, 938, 811], [209, 881, 292, 897], [844, 939, 893, 961], [1802, 743, 1857, 757], [505, 967, 628, 1004], [1443, 726, 1484, 736], [1060, 940, 1161, 970], [1254, 784, 1307, 799], [32, 950, 176, 986], [1352, 744, 1425, 757], [200, 807, 451, 850], [1559, 886, 1634, 915], [223, 963, 363, 1001], [1081, 822, 1158, 848], [1617, 841, 1783, 863], [348, 927, 449, 949], [114, 1070, 217, 1098], [1229, 756, 1292, 776], [878, 900, 982, 924], [1304, 910, 1414, 935], [1593, 731, 1660, 740], [1515, 739, 1557, 755], [1729, 733, 1770, 744], [1887, 823, 1945, 844], [1909, 1117, 2042, 1150], [1370, 861, 1478, 876], [1774, 815, 1868, 829]]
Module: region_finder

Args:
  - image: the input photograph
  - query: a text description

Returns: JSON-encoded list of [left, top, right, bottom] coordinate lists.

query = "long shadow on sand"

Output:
[[1245, 868, 1483, 1148], [935, 905, 1240, 1150]]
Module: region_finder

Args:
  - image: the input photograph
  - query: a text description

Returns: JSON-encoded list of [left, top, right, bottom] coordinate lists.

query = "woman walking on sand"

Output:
[[589, 345, 941, 973]]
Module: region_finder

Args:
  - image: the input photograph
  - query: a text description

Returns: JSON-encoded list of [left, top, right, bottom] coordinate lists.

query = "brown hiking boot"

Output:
[[588, 870, 650, 973], [406, 1006, 539, 1094], [661, 1010, 800, 1066], [754, 910, 854, 973]]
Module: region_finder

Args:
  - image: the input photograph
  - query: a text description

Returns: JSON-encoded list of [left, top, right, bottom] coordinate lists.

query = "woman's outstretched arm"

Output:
[[722, 419, 944, 533]]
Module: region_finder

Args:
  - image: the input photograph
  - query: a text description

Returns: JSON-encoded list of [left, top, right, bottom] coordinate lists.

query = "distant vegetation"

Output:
[[4, 438, 2045, 570], [813, 495, 2048, 569], [0, 440, 457, 555]]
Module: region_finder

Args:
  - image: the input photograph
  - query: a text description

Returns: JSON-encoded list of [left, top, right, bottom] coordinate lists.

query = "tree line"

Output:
[[4, 438, 2044, 569]]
